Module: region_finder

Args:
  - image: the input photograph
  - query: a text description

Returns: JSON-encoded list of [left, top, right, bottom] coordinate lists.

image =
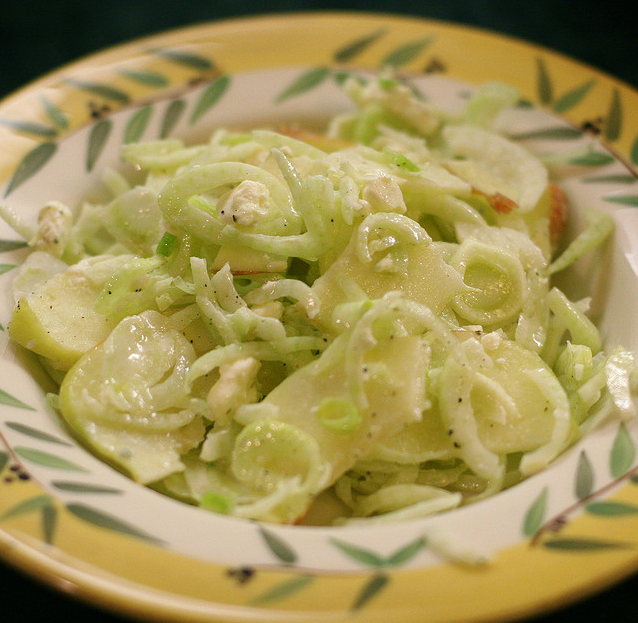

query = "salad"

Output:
[[2, 73, 635, 525]]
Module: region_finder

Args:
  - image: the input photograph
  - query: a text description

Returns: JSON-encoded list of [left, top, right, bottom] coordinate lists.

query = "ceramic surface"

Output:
[[1, 12, 638, 623]]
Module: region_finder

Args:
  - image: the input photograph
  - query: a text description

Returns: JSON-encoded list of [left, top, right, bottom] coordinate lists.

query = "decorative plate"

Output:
[[1, 12, 638, 623]]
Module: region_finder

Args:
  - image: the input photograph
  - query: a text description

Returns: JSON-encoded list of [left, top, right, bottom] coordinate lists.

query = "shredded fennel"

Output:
[[3, 73, 634, 526]]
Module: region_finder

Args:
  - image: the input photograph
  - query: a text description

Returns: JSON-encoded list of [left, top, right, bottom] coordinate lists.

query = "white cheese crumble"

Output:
[[362, 174, 407, 214], [217, 180, 271, 226]]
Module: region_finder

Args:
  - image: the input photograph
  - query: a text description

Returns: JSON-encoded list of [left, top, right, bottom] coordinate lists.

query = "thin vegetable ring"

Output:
[[158, 162, 300, 244], [230, 419, 324, 494], [450, 238, 526, 326]]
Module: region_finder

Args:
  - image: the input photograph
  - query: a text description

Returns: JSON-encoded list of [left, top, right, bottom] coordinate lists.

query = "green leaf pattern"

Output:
[[575, 451, 594, 500], [509, 126, 584, 141], [605, 88, 622, 142], [610, 423, 635, 478], [275, 67, 331, 103], [543, 538, 632, 551], [160, 99, 186, 138], [119, 69, 169, 88], [586, 501, 638, 516], [330, 538, 388, 567], [246, 532, 428, 609], [4, 142, 57, 197], [65, 79, 131, 104], [0, 423, 154, 545], [333, 28, 386, 63], [5, 422, 72, 445], [603, 194, 638, 207], [189, 75, 231, 123], [0, 389, 34, 411], [40, 95, 69, 130], [536, 58, 553, 105], [553, 79, 595, 113], [0, 240, 27, 253], [123, 105, 153, 144], [525, 421, 638, 551], [149, 47, 214, 71], [352, 573, 390, 610], [523, 488, 548, 537], [86, 118, 112, 172], [259, 526, 298, 564], [41, 503, 57, 544], [0, 119, 58, 139], [0, 31, 637, 616], [66, 503, 165, 545], [51, 480, 123, 494], [568, 152, 615, 166], [0, 494, 53, 521], [14, 447, 88, 471], [251, 575, 314, 606], [381, 36, 434, 67], [0, 29, 633, 214]]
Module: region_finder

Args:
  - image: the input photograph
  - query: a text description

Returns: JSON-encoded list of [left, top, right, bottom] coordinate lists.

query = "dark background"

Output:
[[1, 1, 637, 622]]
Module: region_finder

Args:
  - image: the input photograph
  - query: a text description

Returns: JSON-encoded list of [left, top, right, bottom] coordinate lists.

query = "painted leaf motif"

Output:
[[160, 99, 186, 138], [586, 501, 638, 516], [276, 67, 331, 103], [568, 152, 615, 166], [119, 69, 169, 88], [5, 422, 71, 445], [66, 503, 165, 545], [509, 127, 584, 141], [381, 36, 434, 67], [259, 526, 297, 564], [0, 451, 8, 473], [150, 47, 214, 71], [124, 105, 153, 144], [553, 79, 595, 113], [610, 422, 635, 478], [87, 119, 112, 172], [605, 88, 622, 142], [333, 70, 361, 86], [334, 28, 386, 63], [522, 487, 547, 537], [190, 75, 231, 123], [42, 503, 57, 544], [536, 57, 553, 105], [0, 494, 52, 521], [385, 536, 427, 566], [575, 450, 594, 500], [0, 264, 16, 275], [603, 194, 638, 207], [65, 79, 131, 103], [543, 538, 631, 551], [251, 575, 314, 605], [0, 119, 57, 139], [40, 95, 69, 130], [330, 538, 386, 567], [352, 573, 389, 610], [52, 480, 122, 494], [0, 388, 35, 410], [631, 135, 638, 166], [0, 240, 27, 253], [14, 447, 87, 471], [4, 141, 57, 197], [584, 174, 636, 184]]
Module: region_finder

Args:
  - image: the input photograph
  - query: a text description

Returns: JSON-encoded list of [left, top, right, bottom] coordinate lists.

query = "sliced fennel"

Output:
[[3, 72, 634, 525]]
